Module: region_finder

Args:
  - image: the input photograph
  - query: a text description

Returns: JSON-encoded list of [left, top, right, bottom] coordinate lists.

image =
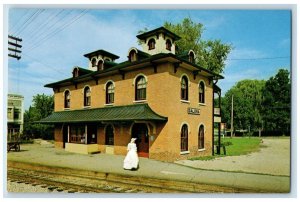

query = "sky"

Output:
[[6, 7, 291, 110]]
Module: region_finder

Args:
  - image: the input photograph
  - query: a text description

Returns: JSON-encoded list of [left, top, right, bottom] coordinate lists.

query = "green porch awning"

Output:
[[39, 104, 167, 124]]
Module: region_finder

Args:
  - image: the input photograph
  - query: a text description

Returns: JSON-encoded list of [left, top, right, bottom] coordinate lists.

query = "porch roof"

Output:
[[39, 104, 168, 124]]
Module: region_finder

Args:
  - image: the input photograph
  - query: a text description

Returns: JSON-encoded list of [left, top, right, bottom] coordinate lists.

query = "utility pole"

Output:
[[8, 35, 22, 60], [231, 94, 234, 138]]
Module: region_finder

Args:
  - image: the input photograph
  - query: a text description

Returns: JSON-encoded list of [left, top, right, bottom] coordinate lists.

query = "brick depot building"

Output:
[[40, 27, 223, 162]]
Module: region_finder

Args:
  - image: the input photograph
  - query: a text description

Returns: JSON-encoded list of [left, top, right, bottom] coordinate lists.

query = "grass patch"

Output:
[[216, 137, 262, 156], [190, 137, 262, 161]]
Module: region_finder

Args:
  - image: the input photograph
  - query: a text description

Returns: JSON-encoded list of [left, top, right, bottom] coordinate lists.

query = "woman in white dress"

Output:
[[123, 138, 139, 170]]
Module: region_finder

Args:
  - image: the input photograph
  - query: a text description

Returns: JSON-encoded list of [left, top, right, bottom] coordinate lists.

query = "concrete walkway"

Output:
[[175, 138, 290, 176], [6, 140, 290, 193]]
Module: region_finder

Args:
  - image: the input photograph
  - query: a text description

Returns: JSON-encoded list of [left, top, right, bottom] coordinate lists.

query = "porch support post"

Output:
[[85, 124, 87, 144], [67, 125, 70, 143]]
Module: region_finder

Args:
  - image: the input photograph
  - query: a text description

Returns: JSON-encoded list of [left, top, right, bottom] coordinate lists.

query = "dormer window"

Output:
[[73, 68, 79, 78], [129, 50, 137, 62], [166, 39, 172, 51], [189, 51, 195, 63], [148, 38, 156, 50], [97, 60, 104, 71], [91, 58, 97, 67]]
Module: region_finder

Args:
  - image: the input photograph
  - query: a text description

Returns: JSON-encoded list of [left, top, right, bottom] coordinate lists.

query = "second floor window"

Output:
[[84, 86, 91, 107], [106, 82, 114, 104], [199, 81, 205, 103], [64, 90, 70, 108], [135, 76, 147, 101], [181, 76, 189, 101]]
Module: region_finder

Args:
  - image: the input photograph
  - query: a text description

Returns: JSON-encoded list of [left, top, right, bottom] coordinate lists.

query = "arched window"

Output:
[[199, 81, 205, 103], [106, 81, 114, 104], [91, 58, 97, 67], [135, 76, 147, 101], [148, 38, 156, 50], [166, 39, 172, 51], [129, 50, 137, 62], [64, 90, 70, 108], [181, 76, 189, 101], [189, 51, 195, 63], [97, 60, 104, 71], [84, 86, 91, 107], [73, 68, 79, 77], [181, 124, 188, 152], [198, 125, 205, 149], [105, 125, 114, 145]]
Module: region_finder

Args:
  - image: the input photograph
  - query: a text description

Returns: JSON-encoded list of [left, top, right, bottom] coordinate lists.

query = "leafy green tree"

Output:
[[221, 79, 265, 133], [23, 94, 54, 140], [261, 69, 291, 134], [163, 18, 232, 74]]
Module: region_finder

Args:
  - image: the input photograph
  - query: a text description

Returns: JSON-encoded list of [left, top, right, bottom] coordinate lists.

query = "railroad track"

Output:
[[7, 167, 173, 193], [7, 161, 251, 193]]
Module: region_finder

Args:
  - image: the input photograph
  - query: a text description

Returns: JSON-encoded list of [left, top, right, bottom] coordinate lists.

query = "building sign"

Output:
[[187, 107, 200, 115]]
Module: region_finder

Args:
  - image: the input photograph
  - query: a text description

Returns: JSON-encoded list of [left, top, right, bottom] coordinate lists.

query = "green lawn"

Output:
[[189, 137, 262, 161], [221, 137, 262, 156]]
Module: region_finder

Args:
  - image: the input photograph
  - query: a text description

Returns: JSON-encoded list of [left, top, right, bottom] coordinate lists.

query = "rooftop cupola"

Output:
[[136, 27, 181, 55], [84, 49, 119, 71]]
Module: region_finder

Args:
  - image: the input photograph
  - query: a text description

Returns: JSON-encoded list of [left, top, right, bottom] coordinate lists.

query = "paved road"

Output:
[[6, 139, 290, 193], [176, 138, 290, 176]]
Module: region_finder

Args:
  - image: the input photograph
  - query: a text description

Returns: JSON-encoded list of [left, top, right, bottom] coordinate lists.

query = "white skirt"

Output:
[[123, 149, 139, 170]]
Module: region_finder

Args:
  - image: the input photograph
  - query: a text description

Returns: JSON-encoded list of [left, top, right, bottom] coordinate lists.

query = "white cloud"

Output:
[[8, 10, 145, 109]]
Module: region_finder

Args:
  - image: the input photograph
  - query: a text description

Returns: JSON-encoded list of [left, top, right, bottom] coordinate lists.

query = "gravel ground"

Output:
[[175, 138, 290, 176], [7, 180, 68, 193]]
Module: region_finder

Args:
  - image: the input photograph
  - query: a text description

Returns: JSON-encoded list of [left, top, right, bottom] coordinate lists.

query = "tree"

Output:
[[221, 79, 266, 134], [261, 69, 291, 135], [23, 94, 54, 140], [163, 18, 232, 74]]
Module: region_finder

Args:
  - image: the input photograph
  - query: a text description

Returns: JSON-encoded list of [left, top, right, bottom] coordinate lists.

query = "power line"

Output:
[[26, 9, 88, 53], [23, 9, 66, 45], [9, 9, 31, 33], [23, 9, 74, 51], [16, 9, 46, 36], [13, 9, 44, 36]]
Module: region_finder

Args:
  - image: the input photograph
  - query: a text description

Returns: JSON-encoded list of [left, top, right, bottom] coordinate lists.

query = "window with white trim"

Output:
[[135, 76, 147, 101], [199, 81, 205, 104], [84, 86, 91, 107], [181, 76, 189, 101], [198, 125, 205, 149], [148, 38, 156, 50], [64, 90, 70, 108], [106, 82, 114, 104], [181, 124, 188, 152]]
